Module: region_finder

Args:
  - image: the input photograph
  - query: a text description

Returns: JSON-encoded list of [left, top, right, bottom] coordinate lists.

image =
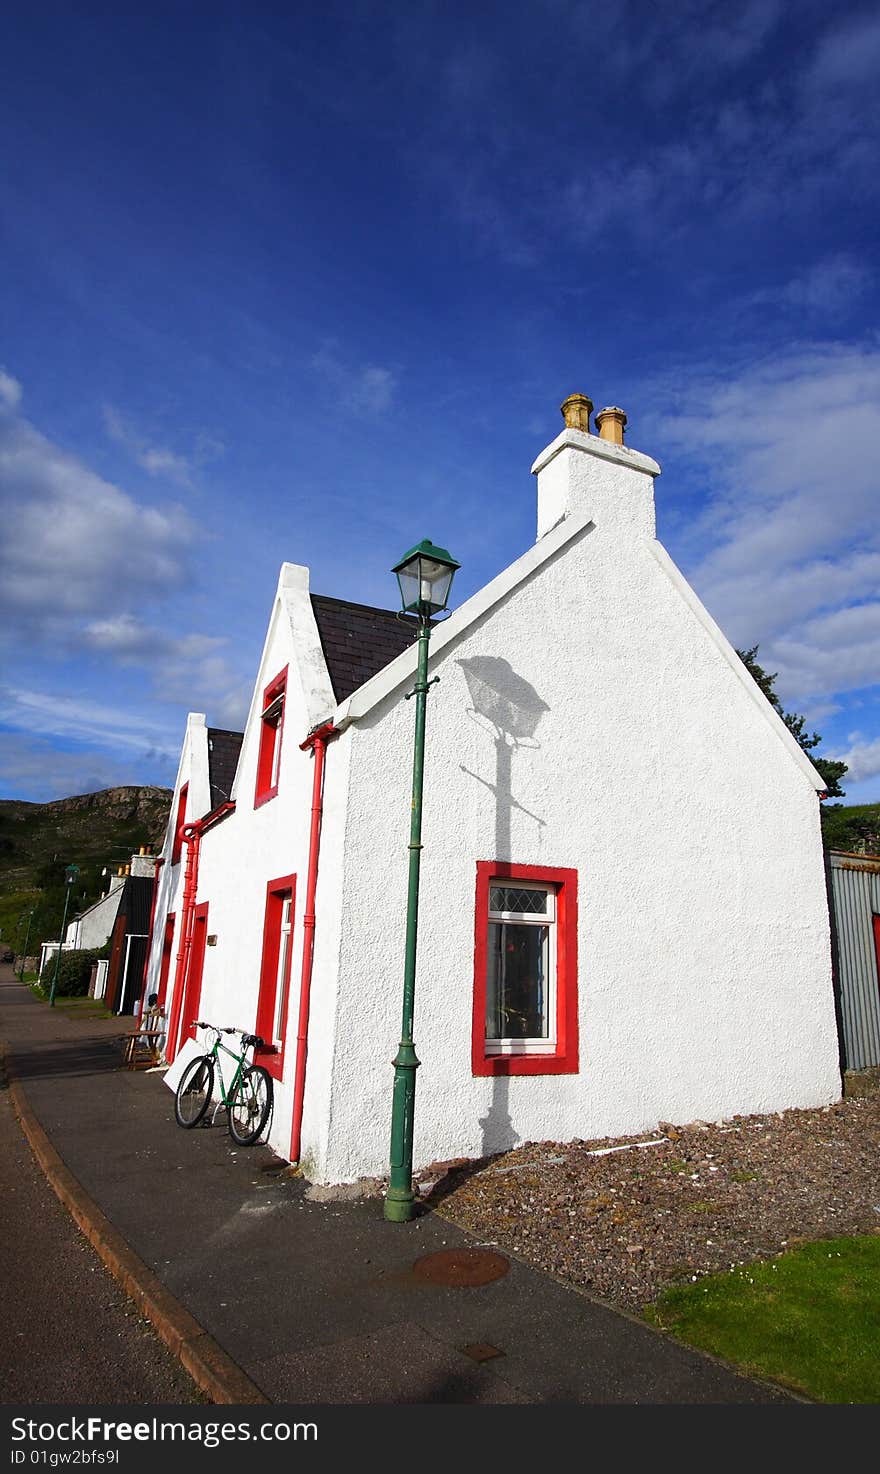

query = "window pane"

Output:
[[489, 885, 549, 915], [485, 921, 549, 1039], [270, 722, 282, 789], [274, 896, 292, 1042]]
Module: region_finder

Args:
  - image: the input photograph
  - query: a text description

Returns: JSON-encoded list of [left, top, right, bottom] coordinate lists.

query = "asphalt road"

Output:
[[0, 1045, 200, 1405]]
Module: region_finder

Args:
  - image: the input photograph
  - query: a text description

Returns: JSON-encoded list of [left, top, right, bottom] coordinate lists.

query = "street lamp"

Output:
[[48, 864, 80, 1008], [17, 908, 35, 980], [384, 538, 460, 1224]]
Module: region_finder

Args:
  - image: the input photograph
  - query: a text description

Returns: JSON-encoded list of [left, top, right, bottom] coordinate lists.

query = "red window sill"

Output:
[[472, 1051, 578, 1077], [255, 1045, 284, 1082], [254, 785, 279, 809]]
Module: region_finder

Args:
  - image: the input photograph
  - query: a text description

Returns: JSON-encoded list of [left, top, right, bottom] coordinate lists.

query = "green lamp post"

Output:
[[48, 864, 79, 1007], [17, 908, 35, 980], [384, 539, 460, 1224]]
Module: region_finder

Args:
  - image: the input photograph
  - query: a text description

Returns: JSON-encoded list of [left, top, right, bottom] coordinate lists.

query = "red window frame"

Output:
[[472, 861, 578, 1076], [255, 874, 296, 1081], [254, 666, 287, 807], [171, 785, 188, 865]]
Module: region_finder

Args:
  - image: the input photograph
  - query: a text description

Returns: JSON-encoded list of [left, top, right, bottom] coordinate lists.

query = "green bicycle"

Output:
[[174, 1021, 273, 1145]]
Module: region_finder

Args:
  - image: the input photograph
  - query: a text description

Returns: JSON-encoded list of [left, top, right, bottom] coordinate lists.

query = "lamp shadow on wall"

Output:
[[457, 656, 550, 1160]]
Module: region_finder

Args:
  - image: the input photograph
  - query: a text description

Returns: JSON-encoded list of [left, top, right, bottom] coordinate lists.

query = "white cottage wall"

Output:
[[319, 518, 840, 1184], [73, 888, 125, 951], [178, 574, 347, 1167], [191, 618, 312, 1150], [145, 713, 209, 1003]]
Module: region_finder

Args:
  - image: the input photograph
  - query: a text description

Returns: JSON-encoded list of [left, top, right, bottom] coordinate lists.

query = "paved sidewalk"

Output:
[[0, 970, 792, 1405]]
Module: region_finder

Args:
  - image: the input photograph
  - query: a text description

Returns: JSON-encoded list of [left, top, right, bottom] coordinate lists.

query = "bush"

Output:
[[51, 948, 104, 998]]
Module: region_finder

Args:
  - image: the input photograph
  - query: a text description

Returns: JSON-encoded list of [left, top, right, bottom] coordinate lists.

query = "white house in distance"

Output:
[[145, 392, 841, 1185]]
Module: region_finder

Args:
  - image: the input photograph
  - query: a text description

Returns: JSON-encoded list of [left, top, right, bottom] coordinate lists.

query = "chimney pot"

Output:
[[595, 406, 627, 445], [560, 393, 593, 434]]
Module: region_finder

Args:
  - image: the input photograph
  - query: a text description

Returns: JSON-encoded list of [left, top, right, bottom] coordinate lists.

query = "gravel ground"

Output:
[[429, 1095, 880, 1315]]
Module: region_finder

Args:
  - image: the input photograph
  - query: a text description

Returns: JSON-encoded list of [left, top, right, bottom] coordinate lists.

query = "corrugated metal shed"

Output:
[[828, 851, 880, 1070]]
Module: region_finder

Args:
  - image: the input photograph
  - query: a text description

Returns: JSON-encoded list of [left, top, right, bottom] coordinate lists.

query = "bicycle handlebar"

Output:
[[193, 1021, 265, 1050]]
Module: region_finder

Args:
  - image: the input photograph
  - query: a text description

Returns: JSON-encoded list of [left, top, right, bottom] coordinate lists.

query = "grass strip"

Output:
[[646, 1235, 880, 1403]]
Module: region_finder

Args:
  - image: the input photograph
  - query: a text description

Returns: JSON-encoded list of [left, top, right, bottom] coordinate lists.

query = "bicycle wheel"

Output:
[[175, 1055, 215, 1128], [227, 1065, 273, 1145]]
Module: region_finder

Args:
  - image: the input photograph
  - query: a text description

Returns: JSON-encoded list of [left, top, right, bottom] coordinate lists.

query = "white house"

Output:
[[146, 393, 841, 1185]]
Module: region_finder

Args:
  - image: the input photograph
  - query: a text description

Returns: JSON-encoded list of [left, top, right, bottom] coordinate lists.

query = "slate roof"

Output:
[[207, 728, 244, 812], [310, 595, 418, 704]]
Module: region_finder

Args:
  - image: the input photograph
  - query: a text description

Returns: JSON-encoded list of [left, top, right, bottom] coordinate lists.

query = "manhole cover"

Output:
[[412, 1248, 510, 1287]]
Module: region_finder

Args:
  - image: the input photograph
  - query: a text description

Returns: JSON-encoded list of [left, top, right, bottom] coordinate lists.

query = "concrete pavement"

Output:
[[0, 969, 793, 1405]]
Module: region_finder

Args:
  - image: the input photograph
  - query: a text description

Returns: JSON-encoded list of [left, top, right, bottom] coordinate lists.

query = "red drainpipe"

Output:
[[290, 722, 337, 1164], [137, 856, 165, 1019]]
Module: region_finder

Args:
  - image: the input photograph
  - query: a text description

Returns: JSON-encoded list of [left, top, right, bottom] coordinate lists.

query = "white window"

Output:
[[265, 691, 284, 789], [273, 894, 292, 1046], [485, 882, 556, 1054]]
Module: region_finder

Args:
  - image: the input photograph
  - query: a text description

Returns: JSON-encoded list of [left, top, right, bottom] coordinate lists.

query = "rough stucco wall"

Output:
[[322, 517, 840, 1184], [294, 728, 352, 1178], [73, 890, 123, 951]]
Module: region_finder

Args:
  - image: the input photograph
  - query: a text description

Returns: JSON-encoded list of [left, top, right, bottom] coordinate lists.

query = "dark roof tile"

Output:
[[311, 595, 418, 703], [207, 728, 244, 812]]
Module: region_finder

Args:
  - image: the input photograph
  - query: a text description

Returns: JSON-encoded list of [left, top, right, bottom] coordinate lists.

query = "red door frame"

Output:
[[175, 903, 209, 1057], [157, 914, 175, 1009]]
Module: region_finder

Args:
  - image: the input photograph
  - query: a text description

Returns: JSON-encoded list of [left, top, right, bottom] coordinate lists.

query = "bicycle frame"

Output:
[[175, 1020, 272, 1144], [196, 1025, 252, 1120]]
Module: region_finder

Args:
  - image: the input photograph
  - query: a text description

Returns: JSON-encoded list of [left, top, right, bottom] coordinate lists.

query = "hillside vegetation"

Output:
[[821, 802, 880, 858], [0, 786, 172, 955]]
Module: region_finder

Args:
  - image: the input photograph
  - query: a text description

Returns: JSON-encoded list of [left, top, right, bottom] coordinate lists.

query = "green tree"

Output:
[[736, 646, 847, 799]]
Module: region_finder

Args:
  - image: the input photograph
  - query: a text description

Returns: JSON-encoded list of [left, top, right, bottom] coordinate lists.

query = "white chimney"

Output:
[[532, 393, 660, 541]]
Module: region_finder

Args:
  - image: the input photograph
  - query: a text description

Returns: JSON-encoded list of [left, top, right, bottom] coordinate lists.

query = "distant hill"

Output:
[[821, 801, 880, 857], [0, 786, 172, 955]]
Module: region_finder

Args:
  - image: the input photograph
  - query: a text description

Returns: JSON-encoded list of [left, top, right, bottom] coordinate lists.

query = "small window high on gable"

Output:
[[171, 784, 188, 865], [254, 666, 287, 807]]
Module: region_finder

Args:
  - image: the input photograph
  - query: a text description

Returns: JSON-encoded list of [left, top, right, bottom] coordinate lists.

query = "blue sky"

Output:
[[2, 0, 880, 803]]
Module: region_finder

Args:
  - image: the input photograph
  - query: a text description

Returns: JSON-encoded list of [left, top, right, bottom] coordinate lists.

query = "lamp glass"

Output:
[[393, 540, 459, 615]]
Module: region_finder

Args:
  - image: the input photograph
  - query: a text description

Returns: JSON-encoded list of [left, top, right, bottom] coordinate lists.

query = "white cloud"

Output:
[[0, 730, 173, 802], [0, 685, 179, 760], [832, 735, 880, 786], [0, 385, 193, 636], [312, 343, 398, 416], [653, 342, 880, 709], [103, 405, 194, 486], [83, 612, 225, 666], [80, 614, 251, 728], [425, 8, 879, 264], [770, 603, 880, 697], [805, 12, 880, 92], [0, 367, 22, 409], [747, 255, 872, 317]]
